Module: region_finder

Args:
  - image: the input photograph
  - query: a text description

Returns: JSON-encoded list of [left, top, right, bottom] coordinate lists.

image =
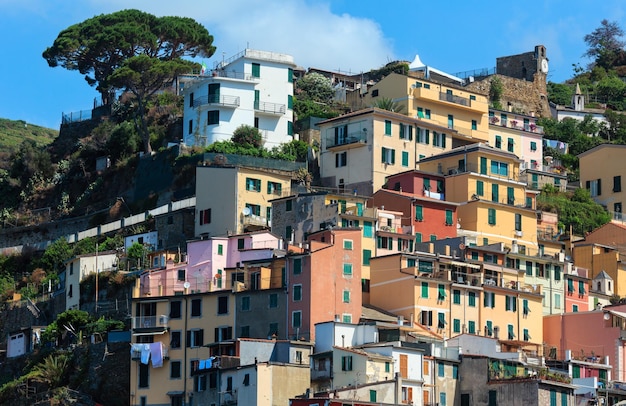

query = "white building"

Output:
[[182, 49, 297, 148], [64, 251, 118, 311]]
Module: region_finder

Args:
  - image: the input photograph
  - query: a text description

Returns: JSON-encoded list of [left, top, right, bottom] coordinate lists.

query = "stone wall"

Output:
[[465, 73, 551, 118]]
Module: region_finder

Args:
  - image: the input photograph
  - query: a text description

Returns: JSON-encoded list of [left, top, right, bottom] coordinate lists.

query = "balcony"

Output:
[[325, 131, 367, 150], [489, 117, 544, 135], [207, 69, 259, 82], [131, 315, 169, 330], [242, 214, 269, 228], [193, 94, 240, 109], [254, 100, 285, 115], [412, 87, 486, 113]]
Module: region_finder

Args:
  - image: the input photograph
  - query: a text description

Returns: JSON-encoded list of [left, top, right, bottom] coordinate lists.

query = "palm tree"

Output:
[[30, 354, 70, 388], [372, 97, 406, 114]]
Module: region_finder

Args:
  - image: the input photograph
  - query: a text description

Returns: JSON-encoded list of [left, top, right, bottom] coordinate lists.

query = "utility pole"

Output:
[[95, 243, 99, 312]]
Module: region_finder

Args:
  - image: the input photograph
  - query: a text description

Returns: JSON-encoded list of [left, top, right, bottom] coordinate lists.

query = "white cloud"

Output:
[[88, 0, 394, 73]]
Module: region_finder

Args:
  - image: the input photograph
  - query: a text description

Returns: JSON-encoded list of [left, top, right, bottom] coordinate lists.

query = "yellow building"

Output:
[[129, 289, 236, 406], [418, 143, 539, 249], [573, 243, 626, 297], [195, 164, 293, 238], [578, 144, 626, 219], [348, 72, 490, 143], [318, 107, 477, 196], [369, 251, 543, 346]]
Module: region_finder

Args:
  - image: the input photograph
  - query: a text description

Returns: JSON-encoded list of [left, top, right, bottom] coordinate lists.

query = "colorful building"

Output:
[[317, 107, 476, 196], [182, 48, 296, 148], [195, 164, 293, 238], [579, 144, 626, 220]]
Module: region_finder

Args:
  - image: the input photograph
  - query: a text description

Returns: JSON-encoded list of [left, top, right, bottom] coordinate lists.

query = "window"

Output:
[[188, 119, 193, 135], [343, 263, 353, 276], [480, 157, 487, 174], [523, 299, 530, 316], [555, 293, 561, 308], [177, 269, 186, 282], [508, 324, 515, 340], [421, 281, 429, 298], [495, 135, 502, 149], [615, 176, 622, 192], [269, 293, 278, 308], [440, 392, 447, 406], [139, 363, 149, 388], [579, 280, 586, 296], [240, 325, 250, 337], [288, 68, 293, 83], [343, 239, 353, 250], [490, 160, 509, 176], [241, 296, 250, 311], [171, 361, 181, 379], [453, 289, 461, 304], [484, 291, 495, 308], [488, 208, 496, 225], [170, 301, 182, 319], [468, 320, 476, 334], [293, 258, 302, 274], [438, 284, 446, 301], [507, 138, 514, 152], [191, 298, 202, 317], [453, 318, 461, 333], [485, 320, 493, 336], [401, 151, 409, 167], [335, 151, 347, 167], [472, 120, 477, 130], [217, 296, 228, 315], [217, 244, 223, 255], [363, 249, 372, 265], [286, 199, 293, 211], [381, 147, 395, 164], [246, 178, 261, 192], [491, 184, 499, 202], [476, 180, 484, 196], [468, 291, 476, 307], [438, 362, 445, 377], [293, 284, 302, 301], [415, 205, 423, 221], [438, 312, 446, 329], [417, 128, 430, 144], [237, 238, 245, 250], [342, 314, 352, 323], [433, 132, 446, 148], [199, 208, 211, 225], [342, 356, 353, 371], [170, 331, 181, 349], [186, 329, 204, 347], [292, 311, 302, 328], [515, 213, 522, 231], [207, 110, 219, 125], [425, 109, 431, 119], [448, 114, 454, 129], [587, 179, 601, 196], [384, 120, 392, 135], [445, 210, 453, 226], [343, 289, 350, 303], [269, 322, 278, 337], [251, 62, 260, 77], [267, 181, 282, 195], [505, 296, 517, 312]]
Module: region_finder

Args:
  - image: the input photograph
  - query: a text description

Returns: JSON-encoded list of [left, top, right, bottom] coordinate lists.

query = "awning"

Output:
[[166, 391, 184, 397], [448, 260, 481, 270], [132, 330, 168, 337]]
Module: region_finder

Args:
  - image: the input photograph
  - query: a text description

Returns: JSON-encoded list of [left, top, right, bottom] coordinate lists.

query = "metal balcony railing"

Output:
[[325, 131, 368, 149], [254, 100, 285, 114], [193, 94, 240, 108], [131, 315, 169, 329]]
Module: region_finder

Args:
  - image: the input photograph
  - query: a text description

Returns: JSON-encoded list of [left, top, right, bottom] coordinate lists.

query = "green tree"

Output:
[[39, 238, 72, 274], [584, 19, 626, 69], [231, 124, 263, 149], [296, 72, 334, 103], [30, 354, 70, 388], [489, 76, 503, 110], [596, 74, 626, 106], [537, 187, 611, 235], [43, 9, 216, 104], [372, 97, 406, 114], [108, 55, 198, 153], [547, 82, 574, 106], [127, 242, 147, 268]]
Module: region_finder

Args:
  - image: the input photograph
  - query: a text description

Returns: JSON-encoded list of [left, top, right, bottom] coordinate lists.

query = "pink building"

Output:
[[137, 231, 283, 297], [286, 228, 363, 341], [543, 304, 626, 381], [564, 267, 590, 313]]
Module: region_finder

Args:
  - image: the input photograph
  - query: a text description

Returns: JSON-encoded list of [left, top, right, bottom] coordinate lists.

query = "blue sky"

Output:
[[1, 0, 624, 129]]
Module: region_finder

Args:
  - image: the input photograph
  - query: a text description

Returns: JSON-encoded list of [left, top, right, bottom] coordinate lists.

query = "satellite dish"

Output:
[[242, 207, 251, 216], [604, 313, 611, 320], [183, 282, 190, 289]]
